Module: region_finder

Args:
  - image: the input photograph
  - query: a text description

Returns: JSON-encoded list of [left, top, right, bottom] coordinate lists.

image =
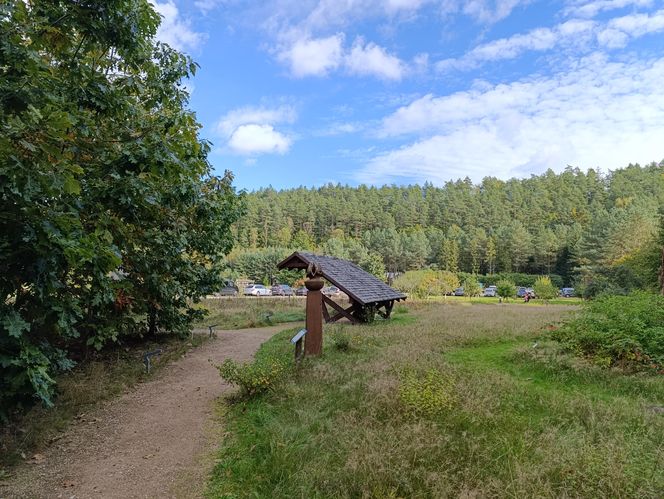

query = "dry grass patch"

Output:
[[193, 296, 305, 330]]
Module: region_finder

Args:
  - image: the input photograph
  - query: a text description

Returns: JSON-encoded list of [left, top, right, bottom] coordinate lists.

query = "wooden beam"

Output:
[[323, 295, 359, 324], [321, 299, 331, 322]]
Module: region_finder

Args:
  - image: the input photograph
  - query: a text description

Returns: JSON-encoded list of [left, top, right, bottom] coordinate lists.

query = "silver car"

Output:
[[243, 284, 272, 296]]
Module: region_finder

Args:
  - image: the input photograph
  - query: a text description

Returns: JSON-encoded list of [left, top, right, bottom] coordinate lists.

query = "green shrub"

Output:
[[533, 276, 558, 301], [331, 332, 352, 352], [552, 292, 664, 371], [217, 357, 288, 397], [462, 276, 482, 297], [496, 280, 517, 301], [398, 368, 456, 417]]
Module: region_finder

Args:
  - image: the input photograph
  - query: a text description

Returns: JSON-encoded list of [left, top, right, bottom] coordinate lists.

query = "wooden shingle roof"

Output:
[[277, 252, 406, 306]]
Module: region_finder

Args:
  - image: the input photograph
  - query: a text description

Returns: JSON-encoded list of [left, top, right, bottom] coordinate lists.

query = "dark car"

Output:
[[516, 287, 528, 298], [218, 281, 238, 296], [271, 284, 294, 296], [560, 287, 575, 297], [295, 286, 308, 296], [453, 287, 464, 296]]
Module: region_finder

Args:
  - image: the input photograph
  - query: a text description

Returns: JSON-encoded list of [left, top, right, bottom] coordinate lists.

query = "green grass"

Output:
[[193, 297, 306, 330], [0, 334, 207, 470], [207, 302, 663, 498], [425, 294, 585, 306]]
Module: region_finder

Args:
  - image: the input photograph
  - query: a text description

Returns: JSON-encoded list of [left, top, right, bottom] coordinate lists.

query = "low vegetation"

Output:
[[553, 292, 664, 371], [208, 302, 663, 498], [193, 297, 305, 330]]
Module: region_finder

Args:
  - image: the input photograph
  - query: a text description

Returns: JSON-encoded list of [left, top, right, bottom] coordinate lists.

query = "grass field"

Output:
[[193, 296, 306, 330], [207, 301, 664, 498]]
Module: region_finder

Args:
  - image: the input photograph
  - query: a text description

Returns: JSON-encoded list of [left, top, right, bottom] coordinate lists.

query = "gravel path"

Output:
[[0, 324, 297, 499]]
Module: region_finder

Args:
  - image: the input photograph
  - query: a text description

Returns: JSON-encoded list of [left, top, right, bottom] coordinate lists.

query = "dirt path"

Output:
[[0, 324, 297, 499]]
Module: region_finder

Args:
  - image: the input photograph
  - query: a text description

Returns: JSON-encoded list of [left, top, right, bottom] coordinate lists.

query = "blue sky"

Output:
[[151, 0, 664, 190]]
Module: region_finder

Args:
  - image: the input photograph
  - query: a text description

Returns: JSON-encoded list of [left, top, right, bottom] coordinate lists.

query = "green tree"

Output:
[[496, 280, 517, 301], [359, 252, 386, 279], [462, 277, 482, 298], [0, 0, 243, 412], [533, 276, 558, 302], [485, 236, 497, 274], [440, 238, 460, 272]]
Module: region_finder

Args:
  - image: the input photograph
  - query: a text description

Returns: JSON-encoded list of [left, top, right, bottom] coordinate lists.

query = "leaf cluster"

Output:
[[0, 1, 243, 414]]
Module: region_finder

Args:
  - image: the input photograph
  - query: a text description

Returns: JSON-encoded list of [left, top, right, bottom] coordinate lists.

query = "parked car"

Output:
[[483, 285, 497, 297], [295, 286, 308, 296], [454, 287, 464, 296], [516, 287, 528, 298], [525, 287, 536, 298], [322, 286, 342, 297], [218, 281, 238, 296], [243, 284, 272, 296], [271, 284, 294, 296], [560, 287, 575, 297]]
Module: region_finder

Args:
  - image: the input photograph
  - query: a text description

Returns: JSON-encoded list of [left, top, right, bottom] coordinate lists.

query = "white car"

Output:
[[243, 284, 272, 296], [483, 285, 497, 297]]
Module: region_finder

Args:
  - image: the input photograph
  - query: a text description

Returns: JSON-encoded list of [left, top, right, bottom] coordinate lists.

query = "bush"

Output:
[[462, 277, 482, 297], [217, 357, 288, 397], [399, 368, 456, 417], [496, 280, 517, 301], [394, 270, 459, 298], [533, 276, 558, 301], [552, 292, 664, 371], [332, 333, 351, 352]]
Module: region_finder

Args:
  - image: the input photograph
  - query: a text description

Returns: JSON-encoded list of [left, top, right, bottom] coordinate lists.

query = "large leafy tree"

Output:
[[0, 0, 243, 411]]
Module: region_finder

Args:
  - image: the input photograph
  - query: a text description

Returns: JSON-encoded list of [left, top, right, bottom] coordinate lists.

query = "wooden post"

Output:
[[304, 276, 324, 356]]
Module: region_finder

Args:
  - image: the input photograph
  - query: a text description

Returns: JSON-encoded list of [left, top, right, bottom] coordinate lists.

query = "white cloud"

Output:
[[216, 105, 296, 155], [228, 124, 292, 155], [152, 1, 205, 52], [216, 105, 296, 137], [278, 34, 345, 77], [345, 38, 406, 80], [564, 0, 653, 18], [360, 54, 664, 185], [441, 0, 531, 24], [277, 33, 410, 80], [436, 9, 664, 71]]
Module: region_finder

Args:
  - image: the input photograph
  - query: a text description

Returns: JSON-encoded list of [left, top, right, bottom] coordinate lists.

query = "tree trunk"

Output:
[[148, 306, 158, 337]]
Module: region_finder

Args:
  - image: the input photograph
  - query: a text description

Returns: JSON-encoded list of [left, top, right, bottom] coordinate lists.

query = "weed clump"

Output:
[[552, 292, 664, 372], [217, 357, 288, 397], [398, 368, 456, 417]]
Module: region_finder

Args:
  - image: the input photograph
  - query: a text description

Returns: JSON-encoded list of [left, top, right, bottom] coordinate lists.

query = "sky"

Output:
[[151, 0, 664, 190]]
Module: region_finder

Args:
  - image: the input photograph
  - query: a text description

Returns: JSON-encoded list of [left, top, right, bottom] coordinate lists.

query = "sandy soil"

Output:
[[0, 324, 297, 499]]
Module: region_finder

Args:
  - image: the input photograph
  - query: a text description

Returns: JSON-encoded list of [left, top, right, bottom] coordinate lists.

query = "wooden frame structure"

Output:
[[278, 252, 406, 324]]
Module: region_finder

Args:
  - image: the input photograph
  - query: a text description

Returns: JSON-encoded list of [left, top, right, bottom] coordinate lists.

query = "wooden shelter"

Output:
[[278, 252, 406, 324]]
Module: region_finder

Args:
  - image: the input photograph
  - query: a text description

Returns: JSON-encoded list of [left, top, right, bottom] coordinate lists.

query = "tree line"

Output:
[[231, 163, 664, 293]]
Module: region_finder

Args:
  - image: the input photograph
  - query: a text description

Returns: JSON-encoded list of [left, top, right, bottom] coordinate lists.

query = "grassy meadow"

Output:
[[193, 297, 306, 330], [207, 301, 664, 498]]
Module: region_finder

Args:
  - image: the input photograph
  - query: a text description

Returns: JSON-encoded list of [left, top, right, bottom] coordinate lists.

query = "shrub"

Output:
[[332, 333, 351, 352], [533, 276, 558, 301], [398, 368, 456, 417], [217, 357, 288, 397], [462, 277, 482, 298], [394, 270, 459, 299], [496, 280, 517, 301], [552, 292, 664, 371]]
